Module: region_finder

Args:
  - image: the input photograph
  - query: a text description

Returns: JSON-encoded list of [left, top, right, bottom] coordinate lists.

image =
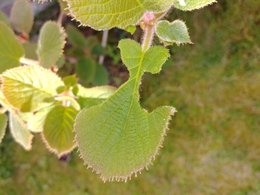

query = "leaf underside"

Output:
[[65, 0, 174, 30], [75, 39, 176, 181], [9, 112, 33, 150]]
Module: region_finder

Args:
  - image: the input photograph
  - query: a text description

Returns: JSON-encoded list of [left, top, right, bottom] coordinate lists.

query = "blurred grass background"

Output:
[[0, 0, 259, 194]]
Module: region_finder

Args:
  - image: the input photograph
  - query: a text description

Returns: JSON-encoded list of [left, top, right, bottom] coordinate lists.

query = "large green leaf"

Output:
[[0, 113, 8, 144], [65, 0, 175, 30], [37, 21, 66, 68], [10, 0, 34, 34], [9, 112, 33, 150], [0, 22, 24, 73], [42, 105, 78, 157], [173, 0, 217, 11], [1, 66, 64, 112], [155, 20, 192, 46], [75, 39, 176, 181]]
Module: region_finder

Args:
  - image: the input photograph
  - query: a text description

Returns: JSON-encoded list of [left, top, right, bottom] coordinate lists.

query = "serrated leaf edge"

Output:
[[75, 106, 176, 182]]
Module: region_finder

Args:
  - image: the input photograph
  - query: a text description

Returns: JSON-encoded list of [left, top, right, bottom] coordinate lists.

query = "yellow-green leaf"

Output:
[[1, 66, 64, 112], [9, 112, 33, 150], [173, 0, 217, 11], [0, 22, 24, 73], [65, 0, 175, 30], [42, 105, 78, 157]]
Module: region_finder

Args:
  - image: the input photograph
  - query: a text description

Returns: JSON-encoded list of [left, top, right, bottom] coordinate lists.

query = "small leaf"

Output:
[[75, 39, 175, 181], [173, 0, 217, 11], [1, 65, 64, 112], [155, 20, 192, 46], [37, 21, 66, 68], [10, 0, 34, 34], [118, 39, 142, 75], [9, 112, 33, 150], [0, 113, 8, 144], [0, 22, 24, 73], [65, 0, 175, 30], [42, 105, 78, 157]]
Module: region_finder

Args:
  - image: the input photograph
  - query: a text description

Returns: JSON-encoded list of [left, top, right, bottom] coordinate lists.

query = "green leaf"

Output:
[[76, 58, 96, 85], [155, 20, 192, 46], [1, 65, 64, 112], [0, 113, 8, 144], [0, 22, 24, 73], [0, 11, 10, 26], [173, 0, 217, 11], [93, 63, 109, 86], [75, 39, 176, 181], [42, 105, 78, 157], [9, 112, 33, 150], [77, 85, 116, 108], [143, 46, 170, 73], [10, 0, 34, 34], [65, 0, 175, 30], [37, 21, 66, 68]]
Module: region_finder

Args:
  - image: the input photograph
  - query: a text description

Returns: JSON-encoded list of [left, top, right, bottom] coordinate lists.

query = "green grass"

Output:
[[0, 1, 260, 194]]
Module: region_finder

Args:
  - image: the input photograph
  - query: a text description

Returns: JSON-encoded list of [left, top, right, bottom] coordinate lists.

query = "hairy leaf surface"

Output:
[[0, 22, 24, 73], [10, 0, 34, 34], [65, 0, 174, 30], [156, 20, 191, 45], [9, 112, 33, 150], [37, 21, 66, 68], [42, 105, 78, 156], [173, 0, 217, 11], [0, 113, 8, 144], [1, 66, 64, 112], [77, 85, 116, 108], [75, 39, 176, 181]]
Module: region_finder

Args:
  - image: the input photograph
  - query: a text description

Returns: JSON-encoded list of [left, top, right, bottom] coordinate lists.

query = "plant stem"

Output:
[[142, 24, 155, 52], [99, 30, 109, 65], [20, 57, 39, 66]]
